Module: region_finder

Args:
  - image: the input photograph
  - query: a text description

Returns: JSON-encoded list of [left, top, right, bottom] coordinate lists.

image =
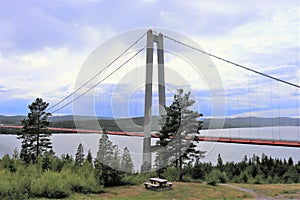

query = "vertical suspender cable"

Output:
[[271, 79, 274, 142], [248, 76, 251, 141], [255, 78, 259, 140], [277, 81, 281, 141], [227, 62, 231, 140], [297, 86, 300, 143]]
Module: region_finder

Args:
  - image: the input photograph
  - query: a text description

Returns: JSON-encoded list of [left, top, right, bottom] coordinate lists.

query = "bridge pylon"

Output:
[[142, 30, 166, 172]]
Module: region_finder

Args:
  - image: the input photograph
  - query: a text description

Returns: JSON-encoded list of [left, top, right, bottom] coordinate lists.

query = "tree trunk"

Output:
[[178, 131, 183, 181], [36, 113, 40, 163], [179, 155, 183, 181]]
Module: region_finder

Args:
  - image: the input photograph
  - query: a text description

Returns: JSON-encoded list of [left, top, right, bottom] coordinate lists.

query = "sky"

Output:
[[0, 0, 299, 119]]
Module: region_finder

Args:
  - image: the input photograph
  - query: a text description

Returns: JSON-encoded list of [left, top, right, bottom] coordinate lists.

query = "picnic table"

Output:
[[144, 178, 172, 190]]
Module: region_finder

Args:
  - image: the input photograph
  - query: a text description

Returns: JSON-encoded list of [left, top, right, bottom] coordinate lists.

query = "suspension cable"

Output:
[[51, 46, 146, 114], [48, 32, 147, 112], [163, 34, 300, 89]]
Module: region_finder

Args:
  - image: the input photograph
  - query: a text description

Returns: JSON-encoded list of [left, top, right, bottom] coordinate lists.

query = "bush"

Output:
[[239, 171, 251, 183], [121, 171, 157, 185], [205, 169, 228, 186], [0, 169, 30, 200], [70, 174, 102, 194], [31, 171, 70, 198], [253, 175, 264, 184], [161, 167, 178, 181], [61, 164, 103, 194], [182, 175, 193, 182]]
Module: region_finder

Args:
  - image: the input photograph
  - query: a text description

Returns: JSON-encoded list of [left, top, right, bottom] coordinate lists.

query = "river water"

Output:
[[1, 127, 299, 170]]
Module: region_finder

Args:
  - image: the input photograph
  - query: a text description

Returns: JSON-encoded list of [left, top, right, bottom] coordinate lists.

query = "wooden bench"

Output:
[[144, 182, 160, 189], [166, 182, 172, 187]]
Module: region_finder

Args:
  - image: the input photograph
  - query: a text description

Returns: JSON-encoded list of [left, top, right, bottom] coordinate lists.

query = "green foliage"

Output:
[[0, 151, 103, 199], [253, 175, 264, 184], [17, 98, 52, 164], [75, 143, 85, 166], [96, 133, 123, 187], [67, 163, 103, 194], [121, 171, 156, 185], [30, 170, 70, 198], [161, 167, 179, 181], [205, 169, 228, 186], [1, 137, 299, 200], [216, 153, 223, 172], [0, 169, 28, 200], [238, 171, 251, 183], [156, 89, 205, 181], [121, 147, 134, 173], [86, 149, 93, 167], [191, 158, 205, 180]]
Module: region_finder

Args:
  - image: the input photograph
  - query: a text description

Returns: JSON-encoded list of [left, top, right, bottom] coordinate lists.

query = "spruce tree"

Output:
[[217, 154, 224, 172], [96, 133, 122, 186], [75, 143, 85, 166], [157, 89, 205, 181], [121, 147, 134, 173], [18, 98, 52, 164], [86, 149, 93, 167]]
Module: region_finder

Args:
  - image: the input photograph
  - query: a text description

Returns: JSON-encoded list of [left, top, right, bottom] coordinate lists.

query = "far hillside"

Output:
[[1, 115, 299, 132]]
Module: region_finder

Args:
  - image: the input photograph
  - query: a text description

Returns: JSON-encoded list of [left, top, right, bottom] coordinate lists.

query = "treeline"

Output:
[[180, 153, 300, 185]]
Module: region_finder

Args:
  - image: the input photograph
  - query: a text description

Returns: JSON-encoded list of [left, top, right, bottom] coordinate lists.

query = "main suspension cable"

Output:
[[163, 34, 300, 89], [48, 32, 147, 112], [51, 46, 146, 114]]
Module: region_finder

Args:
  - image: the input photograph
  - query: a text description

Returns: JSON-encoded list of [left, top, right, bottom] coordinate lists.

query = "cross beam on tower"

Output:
[[142, 30, 166, 171]]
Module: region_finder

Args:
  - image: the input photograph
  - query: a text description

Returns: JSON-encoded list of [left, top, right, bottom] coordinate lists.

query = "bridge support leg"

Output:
[[157, 33, 166, 116], [142, 30, 166, 172], [142, 30, 154, 171]]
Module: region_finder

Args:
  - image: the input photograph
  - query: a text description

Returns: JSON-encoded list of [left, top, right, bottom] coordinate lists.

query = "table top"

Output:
[[149, 178, 168, 183]]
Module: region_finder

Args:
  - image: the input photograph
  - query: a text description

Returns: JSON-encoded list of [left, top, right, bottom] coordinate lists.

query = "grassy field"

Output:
[[33, 183, 300, 200], [33, 182, 252, 200], [234, 183, 300, 199]]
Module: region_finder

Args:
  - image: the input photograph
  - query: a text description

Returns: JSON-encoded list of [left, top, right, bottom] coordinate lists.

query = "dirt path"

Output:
[[223, 184, 275, 200]]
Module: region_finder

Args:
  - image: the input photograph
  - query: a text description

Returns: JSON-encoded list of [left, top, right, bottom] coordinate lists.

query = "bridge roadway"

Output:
[[1, 125, 300, 148]]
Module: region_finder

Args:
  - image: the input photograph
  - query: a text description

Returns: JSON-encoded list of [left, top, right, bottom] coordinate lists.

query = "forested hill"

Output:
[[1, 115, 299, 132]]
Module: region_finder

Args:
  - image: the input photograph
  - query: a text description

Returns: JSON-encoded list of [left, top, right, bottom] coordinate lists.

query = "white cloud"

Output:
[[0, 47, 85, 102]]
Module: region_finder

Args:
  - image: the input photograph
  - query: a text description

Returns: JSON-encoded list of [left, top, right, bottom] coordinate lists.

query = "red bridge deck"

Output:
[[1, 125, 300, 148]]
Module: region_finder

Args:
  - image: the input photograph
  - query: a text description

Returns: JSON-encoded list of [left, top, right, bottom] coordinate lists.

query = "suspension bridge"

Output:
[[2, 29, 300, 165]]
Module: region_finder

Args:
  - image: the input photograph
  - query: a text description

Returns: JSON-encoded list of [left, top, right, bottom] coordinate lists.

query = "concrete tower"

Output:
[[142, 30, 166, 171]]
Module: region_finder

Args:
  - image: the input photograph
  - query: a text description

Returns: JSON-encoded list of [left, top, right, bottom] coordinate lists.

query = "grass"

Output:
[[32, 183, 300, 200], [32, 182, 253, 200], [234, 183, 300, 198]]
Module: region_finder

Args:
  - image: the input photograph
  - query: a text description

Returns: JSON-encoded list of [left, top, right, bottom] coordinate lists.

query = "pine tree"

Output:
[[17, 98, 52, 164], [75, 143, 85, 166], [157, 89, 205, 181], [121, 147, 134, 173]]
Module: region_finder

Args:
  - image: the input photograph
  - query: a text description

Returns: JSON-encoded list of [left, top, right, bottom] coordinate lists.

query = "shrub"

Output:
[[239, 171, 251, 183], [253, 175, 264, 184], [161, 167, 178, 181], [70, 174, 102, 194], [121, 171, 157, 185], [0, 169, 30, 200], [205, 169, 228, 186], [30, 171, 70, 198], [60, 164, 103, 194]]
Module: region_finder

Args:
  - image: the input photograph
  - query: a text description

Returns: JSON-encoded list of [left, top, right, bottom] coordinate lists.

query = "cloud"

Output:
[[0, 0, 298, 117], [0, 47, 85, 102]]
